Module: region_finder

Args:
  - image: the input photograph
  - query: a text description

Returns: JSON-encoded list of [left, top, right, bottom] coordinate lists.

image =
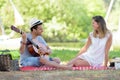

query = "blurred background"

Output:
[[0, 0, 120, 61]]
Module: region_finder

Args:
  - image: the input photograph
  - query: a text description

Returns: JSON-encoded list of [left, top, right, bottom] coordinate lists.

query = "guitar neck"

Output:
[[11, 25, 39, 49], [27, 38, 39, 49]]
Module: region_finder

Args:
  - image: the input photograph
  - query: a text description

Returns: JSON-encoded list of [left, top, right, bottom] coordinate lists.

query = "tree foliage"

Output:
[[0, 0, 107, 42]]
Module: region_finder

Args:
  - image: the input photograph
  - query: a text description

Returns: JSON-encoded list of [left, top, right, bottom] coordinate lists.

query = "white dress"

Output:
[[78, 32, 110, 67]]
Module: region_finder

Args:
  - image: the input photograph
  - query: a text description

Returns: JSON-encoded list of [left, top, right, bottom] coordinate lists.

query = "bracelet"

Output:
[[20, 41, 26, 45]]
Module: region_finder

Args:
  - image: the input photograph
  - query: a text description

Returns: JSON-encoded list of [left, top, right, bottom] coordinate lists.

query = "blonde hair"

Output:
[[92, 16, 109, 38]]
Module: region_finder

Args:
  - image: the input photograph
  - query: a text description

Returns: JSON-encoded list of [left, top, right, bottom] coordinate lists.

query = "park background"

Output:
[[0, 0, 120, 80], [0, 0, 120, 65]]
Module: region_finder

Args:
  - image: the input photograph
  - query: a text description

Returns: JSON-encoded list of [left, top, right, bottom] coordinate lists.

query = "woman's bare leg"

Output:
[[67, 58, 90, 67], [67, 58, 78, 66], [73, 59, 90, 66]]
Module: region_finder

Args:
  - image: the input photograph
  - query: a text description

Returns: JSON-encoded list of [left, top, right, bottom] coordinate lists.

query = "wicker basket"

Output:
[[10, 59, 19, 71], [0, 54, 12, 71]]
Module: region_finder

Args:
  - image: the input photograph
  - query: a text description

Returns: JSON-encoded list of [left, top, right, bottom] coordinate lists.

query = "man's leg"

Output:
[[52, 57, 61, 64], [40, 57, 72, 70]]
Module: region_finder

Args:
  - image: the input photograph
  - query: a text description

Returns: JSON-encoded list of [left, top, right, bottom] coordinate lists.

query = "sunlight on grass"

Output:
[[0, 48, 119, 62], [0, 41, 120, 62]]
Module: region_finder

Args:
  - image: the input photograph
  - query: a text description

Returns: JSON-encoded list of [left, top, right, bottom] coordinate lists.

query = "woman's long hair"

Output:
[[92, 16, 109, 38]]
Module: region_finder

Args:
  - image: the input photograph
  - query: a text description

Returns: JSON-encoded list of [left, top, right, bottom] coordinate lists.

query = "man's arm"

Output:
[[19, 32, 27, 54], [46, 46, 52, 54], [37, 36, 52, 54]]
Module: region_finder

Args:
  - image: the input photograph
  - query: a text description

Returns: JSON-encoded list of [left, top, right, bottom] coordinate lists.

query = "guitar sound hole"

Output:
[[27, 44, 39, 57]]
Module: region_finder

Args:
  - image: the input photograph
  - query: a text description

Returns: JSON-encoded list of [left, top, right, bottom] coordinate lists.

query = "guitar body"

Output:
[[27, 44, 39, 57], [28, 39, 48, 57]]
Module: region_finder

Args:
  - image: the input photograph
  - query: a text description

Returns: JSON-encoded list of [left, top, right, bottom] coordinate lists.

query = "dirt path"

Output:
[[0, 70, 120, 80]]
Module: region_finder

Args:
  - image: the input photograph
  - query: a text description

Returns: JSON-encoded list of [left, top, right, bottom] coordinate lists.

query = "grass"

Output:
[[109, 50, 120, 59], [0, 42, 120, 61], [0, 48, 120, 62], [0, 49, 20, 60], [50, 49, 120, 62], [50, 49, 78, 62], [48, 42, 85, 48]]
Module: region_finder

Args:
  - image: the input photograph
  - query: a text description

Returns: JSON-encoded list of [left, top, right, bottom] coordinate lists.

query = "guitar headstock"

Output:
[[11, 25, 22, 34]]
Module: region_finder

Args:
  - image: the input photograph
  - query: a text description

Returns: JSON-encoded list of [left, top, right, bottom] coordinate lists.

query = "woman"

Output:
[[67, 16, 112, 67]]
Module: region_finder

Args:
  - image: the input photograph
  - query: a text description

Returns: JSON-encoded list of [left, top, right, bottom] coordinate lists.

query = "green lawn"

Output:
[[0, 42, 120, 61], [0, 49, 120, 62]]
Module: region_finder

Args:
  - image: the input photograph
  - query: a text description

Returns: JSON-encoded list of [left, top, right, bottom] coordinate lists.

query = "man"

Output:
[[19, 18, 71, 69]]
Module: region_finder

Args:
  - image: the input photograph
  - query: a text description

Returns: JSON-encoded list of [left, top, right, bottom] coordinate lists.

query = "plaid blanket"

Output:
[[20, 66, 107, 71]]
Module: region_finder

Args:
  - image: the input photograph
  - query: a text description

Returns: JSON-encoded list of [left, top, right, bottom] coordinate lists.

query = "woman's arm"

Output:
[[76, 36, 91, 57], [104, 33, 112, 67]]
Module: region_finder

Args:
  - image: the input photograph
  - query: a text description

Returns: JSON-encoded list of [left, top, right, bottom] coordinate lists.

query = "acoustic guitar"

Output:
[[11, 25, 49, 58]]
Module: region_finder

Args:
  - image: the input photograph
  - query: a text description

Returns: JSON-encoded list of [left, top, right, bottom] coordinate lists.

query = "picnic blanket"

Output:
[[20, 66, 107, 71]]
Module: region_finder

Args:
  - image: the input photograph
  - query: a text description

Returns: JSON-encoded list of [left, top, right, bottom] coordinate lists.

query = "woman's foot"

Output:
[[58, 65, 72, 70]]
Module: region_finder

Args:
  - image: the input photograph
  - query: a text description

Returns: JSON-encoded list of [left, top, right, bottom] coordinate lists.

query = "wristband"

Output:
[[20, 41, 26, 45]]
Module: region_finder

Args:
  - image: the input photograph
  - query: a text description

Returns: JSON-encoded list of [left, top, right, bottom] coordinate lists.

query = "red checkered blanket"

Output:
[[20, 66, 107, 71]]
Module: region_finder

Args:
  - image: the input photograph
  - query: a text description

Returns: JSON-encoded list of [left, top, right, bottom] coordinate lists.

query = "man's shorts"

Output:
[[20, 57, 53, 67]]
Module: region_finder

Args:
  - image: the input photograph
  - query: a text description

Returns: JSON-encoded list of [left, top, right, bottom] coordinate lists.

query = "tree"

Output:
[[0, 0, 106, 42]]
